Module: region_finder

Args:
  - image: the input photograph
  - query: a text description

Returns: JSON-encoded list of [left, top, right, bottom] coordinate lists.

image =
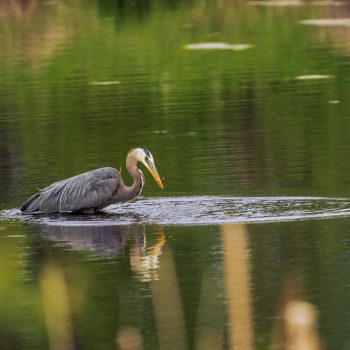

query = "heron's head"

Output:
[[129, 148, 164, 189]]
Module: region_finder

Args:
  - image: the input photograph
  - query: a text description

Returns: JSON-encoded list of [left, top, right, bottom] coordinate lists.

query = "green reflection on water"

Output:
[[0, 0, 350, 207], [0, 219, 350, 349], [1, 0, 350, 349]]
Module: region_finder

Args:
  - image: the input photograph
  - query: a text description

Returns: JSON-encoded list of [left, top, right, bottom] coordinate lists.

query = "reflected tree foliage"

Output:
[[0, 0, 350, 206], [0, 0, 350, 348], [0, 217, 348, 348]]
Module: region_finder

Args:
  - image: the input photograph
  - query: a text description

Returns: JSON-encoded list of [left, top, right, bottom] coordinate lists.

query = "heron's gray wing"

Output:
[[21, 167, 120, 213]]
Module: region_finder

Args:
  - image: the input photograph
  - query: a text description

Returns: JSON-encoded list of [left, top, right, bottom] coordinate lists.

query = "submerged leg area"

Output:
[[74, 208, 98, 214]]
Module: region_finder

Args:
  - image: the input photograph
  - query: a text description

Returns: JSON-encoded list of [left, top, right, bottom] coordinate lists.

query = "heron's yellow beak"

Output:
[[145, 161, 164, 189]]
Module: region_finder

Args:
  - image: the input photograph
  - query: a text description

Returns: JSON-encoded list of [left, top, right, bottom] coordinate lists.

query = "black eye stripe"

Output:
[[143, 148, 152, 158]]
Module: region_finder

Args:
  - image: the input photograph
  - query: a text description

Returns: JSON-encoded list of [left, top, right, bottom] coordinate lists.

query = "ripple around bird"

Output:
[[2, 196, 350, 226]]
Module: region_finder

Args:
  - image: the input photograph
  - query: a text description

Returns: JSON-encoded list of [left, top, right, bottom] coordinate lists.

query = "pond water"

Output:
[[1, 0, 350, 349]]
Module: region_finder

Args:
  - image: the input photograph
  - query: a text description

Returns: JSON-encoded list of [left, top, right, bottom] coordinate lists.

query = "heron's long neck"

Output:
[[120, 159, 144, 202]]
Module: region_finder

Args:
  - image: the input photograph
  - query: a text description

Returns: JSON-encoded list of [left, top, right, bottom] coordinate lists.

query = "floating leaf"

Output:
[[250, 0, 345, 6], [250, 1, 301, 6], [300, 18, 350, 26], [184, 43, 254, 51], [295, 75, 334, 80], [89, 81, 121, 86]]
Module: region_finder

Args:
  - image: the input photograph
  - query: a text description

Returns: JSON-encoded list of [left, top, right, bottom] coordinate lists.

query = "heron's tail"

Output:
[[20, 193, 41, 213]]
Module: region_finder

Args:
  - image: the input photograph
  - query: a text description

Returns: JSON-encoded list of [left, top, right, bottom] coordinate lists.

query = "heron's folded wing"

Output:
[[25, 167, 120, 213]]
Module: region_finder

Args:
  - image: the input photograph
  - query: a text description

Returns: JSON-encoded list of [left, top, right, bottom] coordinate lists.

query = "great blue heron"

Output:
[[20, 148, 163, 214]]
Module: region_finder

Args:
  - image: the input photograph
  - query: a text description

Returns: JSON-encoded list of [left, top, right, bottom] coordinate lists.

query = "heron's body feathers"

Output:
[[20, 167, 122, 214]]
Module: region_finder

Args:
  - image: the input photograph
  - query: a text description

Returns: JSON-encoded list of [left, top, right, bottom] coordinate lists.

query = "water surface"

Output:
[[1, 0, 350, 349], [3, 195, 350, 225]]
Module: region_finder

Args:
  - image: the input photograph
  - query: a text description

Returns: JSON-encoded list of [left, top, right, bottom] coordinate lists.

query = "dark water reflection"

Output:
[[37, 224, 144, 258], [1, 0, 350, 348]]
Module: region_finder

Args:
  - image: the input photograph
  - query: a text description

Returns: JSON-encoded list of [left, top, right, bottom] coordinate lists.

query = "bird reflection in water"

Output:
[[130, 229, 166, 282], [37, 223, 166, 281]]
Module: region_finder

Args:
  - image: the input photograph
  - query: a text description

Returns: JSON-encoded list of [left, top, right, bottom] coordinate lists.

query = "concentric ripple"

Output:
[[2, 196, 350, 226]]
